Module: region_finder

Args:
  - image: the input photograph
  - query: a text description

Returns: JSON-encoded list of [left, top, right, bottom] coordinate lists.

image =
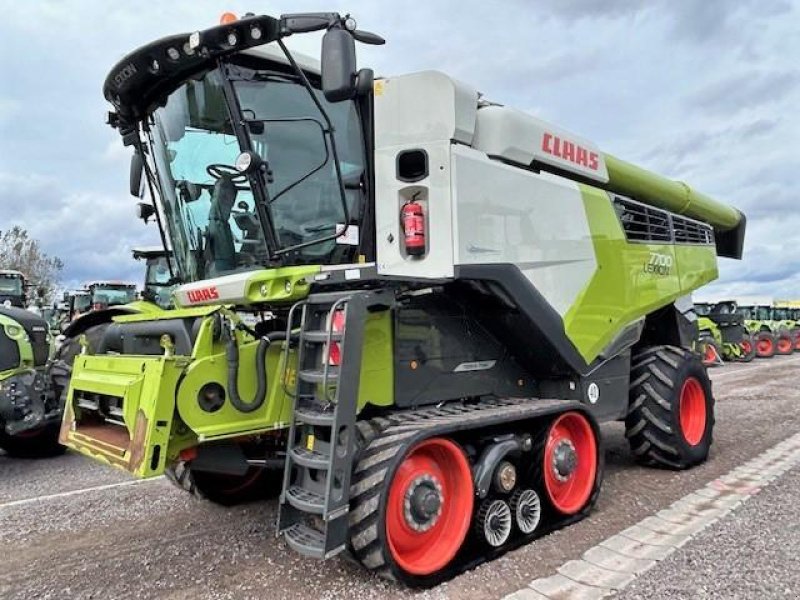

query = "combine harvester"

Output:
[[60, 12, 745, 585]]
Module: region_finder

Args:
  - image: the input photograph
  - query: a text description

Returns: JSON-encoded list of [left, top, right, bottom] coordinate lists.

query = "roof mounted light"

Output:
[[166, 47, 180, 61], [220, 12, 238, 25], [227, 31, 239, 46], [344, 16, 357, 31], [250, 26, 262, 40]]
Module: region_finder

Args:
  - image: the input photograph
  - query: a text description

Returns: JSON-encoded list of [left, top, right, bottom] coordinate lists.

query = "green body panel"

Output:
[[0, 312, 35, 374], [244, 266, 320, 305], [604, 154, 741, 231], [564, 185, 717, 363]]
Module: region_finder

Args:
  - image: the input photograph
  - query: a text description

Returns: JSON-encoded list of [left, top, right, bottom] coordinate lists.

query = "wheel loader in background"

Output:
[[694, 301, 756, 365], [736, 300, 794, 357], [59, 12, 746, 586]]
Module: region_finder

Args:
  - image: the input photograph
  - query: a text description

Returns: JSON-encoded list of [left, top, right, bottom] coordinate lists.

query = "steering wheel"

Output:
[[206, 164, 248, 184]]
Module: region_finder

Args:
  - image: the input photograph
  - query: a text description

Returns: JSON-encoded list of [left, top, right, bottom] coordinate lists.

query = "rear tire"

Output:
[[626, 345, 714, 469], [738, 334, 756, 363], [165, 460, 281, 506], [775, 332, 793, 355], [755, 331, 776, 358], [0, 422, 65, 458]]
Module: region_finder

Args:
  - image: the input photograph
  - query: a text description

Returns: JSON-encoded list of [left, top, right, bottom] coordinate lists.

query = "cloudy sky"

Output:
[[1, 1, 798, 299]]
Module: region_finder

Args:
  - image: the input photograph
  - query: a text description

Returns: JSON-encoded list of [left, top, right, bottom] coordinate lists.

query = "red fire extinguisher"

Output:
[[401, 194, 426, 256]]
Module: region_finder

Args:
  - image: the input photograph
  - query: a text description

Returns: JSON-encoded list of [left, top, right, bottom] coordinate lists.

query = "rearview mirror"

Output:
[[130, 151, 144, 197], [136, 202, 156, 223], [321, 28, 356, 102]]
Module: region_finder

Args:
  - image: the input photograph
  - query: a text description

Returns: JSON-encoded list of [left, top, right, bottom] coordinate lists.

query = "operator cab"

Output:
[[113, 15, 379, 288]]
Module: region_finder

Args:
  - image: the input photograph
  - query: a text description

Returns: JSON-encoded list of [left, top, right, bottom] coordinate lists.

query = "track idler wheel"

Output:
[[540, 412, 598, 515]]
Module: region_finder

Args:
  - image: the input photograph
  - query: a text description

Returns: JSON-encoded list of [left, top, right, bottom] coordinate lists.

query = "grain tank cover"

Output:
[[473, 105, 610, 184]]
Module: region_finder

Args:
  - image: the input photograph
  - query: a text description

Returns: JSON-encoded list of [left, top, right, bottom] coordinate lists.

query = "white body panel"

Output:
[[472, 105, 608, 183], [451, 146, 597, 316], [175, 272, 253, 307], [373, 71, 598, 316]]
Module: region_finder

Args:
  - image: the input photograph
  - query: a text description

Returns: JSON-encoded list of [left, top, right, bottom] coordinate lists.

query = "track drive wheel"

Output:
[[349, 435, 474, 585], [755, 331, 776, 358], [0, 422, 65, 458], [738, 335, 756, 363], [626, 345, 715, 469], [165, 460, 281, 506]]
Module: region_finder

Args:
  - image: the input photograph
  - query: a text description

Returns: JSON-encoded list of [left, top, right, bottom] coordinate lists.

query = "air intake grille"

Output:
[[614, 196, 714, 246]]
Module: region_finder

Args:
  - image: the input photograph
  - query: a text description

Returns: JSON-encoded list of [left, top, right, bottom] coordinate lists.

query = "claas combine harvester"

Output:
[[60, 12, 746, 586]]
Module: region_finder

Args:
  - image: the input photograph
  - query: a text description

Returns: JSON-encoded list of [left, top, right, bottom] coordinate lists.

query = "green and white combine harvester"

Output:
[[694, 300, 756, 364], [59, 12, 746, 585], [735, 298, 796, 357]]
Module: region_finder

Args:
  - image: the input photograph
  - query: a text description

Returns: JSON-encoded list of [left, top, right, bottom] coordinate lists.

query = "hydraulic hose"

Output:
[[224, 326, 269, 414]]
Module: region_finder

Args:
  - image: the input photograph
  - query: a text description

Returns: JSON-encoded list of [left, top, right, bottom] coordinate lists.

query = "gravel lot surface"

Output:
[[617, 465, 800, 600], [1, 355, 799, 599]]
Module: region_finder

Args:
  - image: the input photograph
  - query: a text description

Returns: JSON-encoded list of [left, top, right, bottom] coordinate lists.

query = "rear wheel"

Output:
[[755, 331, 776, 358], [626, 345, 714, 469], [776, 332, 793, 355], [738, 335, 756, 363], [165, 460, 281, 506], [0, 422, 65, 458]]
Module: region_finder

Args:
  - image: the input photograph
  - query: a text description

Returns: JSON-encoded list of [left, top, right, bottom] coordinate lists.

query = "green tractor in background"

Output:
[[694, 301, 756, 365], [736, 300, 794, 357]]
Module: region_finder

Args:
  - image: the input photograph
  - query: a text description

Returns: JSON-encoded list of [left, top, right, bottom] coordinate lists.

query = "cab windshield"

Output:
[[147, 58, 365, 282], [0, 274, 23, 296], [772, 308, 790, 320], [91, 285, 136, 307]]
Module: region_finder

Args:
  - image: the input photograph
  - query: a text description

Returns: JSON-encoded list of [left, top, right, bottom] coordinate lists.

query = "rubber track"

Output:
[[347, 397, 594, 585], [626, 345, 715, 469]]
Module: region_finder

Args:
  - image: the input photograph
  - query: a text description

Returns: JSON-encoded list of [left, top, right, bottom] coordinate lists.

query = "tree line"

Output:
[[0, 227, 64, 303]]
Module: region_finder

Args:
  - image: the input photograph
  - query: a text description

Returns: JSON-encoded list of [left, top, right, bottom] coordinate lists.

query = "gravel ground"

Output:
[[1, 355, 799, 599], [617, 465, 800, 600]]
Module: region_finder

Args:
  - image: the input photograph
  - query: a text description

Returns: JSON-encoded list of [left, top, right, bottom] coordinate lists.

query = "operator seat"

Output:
[[206, 176, 237, 275]]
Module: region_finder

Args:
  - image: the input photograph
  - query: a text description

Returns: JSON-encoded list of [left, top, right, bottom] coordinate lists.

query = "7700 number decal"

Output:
[[643, 252, 673, 276]]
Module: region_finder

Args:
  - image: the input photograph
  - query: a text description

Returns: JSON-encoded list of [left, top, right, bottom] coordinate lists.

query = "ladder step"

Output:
[[285, 485, 325, 514], [298, 368, 339, 384], [283, 522, 326, 559], [302, 330, 343, 343], [295, 406, 336, 426], [289, 446, 329, 469]]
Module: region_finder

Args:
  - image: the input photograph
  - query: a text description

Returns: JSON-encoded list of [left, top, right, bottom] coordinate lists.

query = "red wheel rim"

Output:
[[542, 412, 597, 515], [757, 337, 773, 356], [679, 377, 707, 446], [741, 340, 752, 354], [386, 438, 473, 575], [777, 338, 792, 353], [703, 344, 716, 364]]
